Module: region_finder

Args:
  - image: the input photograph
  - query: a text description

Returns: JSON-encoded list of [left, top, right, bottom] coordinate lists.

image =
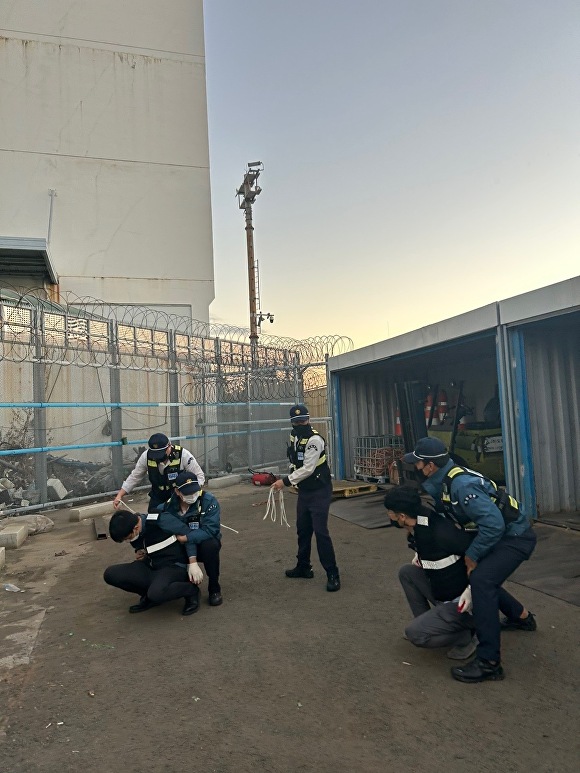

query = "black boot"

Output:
[[326, 571, 341, 592], [500, 611, 536, 631], [285, 565, 314, 579], [182, 596, 199, 616], [451, 657, 505, 683], [129, 596, 160, 614]]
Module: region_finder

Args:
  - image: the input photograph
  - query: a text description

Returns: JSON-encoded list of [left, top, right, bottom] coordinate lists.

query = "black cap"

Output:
[[147, 433, 170, 460], [289, 404, 309, 423], [174, 470, 201, 495], [402, 437, 448, 464]]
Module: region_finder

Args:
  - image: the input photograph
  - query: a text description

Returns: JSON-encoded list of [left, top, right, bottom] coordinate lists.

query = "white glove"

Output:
[[411, 552, 421, 567], [187, 562, 204, 585], [457, 585, 472, 614]]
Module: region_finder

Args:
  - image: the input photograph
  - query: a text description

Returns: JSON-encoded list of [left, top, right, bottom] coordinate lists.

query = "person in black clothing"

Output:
[[271, 404, 340, 592], [104, 509, 200, 616], [384, 486, 477, 659]]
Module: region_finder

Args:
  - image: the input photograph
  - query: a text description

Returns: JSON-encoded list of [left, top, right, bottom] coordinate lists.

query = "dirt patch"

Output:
[[1, 484, 578, 773]]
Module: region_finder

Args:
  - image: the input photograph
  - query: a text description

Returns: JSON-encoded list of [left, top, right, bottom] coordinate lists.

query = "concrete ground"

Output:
[[0, 483, 578, 773]]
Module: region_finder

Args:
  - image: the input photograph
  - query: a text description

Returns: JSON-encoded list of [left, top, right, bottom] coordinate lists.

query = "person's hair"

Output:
[[432, 453, 450, 468], [109, 511, 139, 542], [383, 486, 423, 518]]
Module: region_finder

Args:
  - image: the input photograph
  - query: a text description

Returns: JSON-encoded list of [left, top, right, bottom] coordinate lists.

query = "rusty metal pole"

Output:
[[244, 202, 259, 362], [237, 162, 263, 367]]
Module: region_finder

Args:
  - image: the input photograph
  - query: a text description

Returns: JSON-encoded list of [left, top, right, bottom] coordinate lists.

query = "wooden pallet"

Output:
[[332, 480, 378, 498]]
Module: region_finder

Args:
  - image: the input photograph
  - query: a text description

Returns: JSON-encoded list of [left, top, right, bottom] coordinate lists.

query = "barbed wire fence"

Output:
[[0, 288, 352, 516]]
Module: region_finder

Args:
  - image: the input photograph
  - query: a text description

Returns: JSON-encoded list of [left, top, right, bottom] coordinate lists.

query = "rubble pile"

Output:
[[0, 452, 132, 517]]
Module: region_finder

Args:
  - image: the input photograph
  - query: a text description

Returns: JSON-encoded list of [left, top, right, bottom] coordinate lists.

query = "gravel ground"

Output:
[[0, 482, 578, 773]]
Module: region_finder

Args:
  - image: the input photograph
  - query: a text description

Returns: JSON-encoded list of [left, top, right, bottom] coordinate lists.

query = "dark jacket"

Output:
[[129, 513, 189, 569], [158, 491, 221, 558], [422, 459, 531, 563], [410, 505, 474, 601]]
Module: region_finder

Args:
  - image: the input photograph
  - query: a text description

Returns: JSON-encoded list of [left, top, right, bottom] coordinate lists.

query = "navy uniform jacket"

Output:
[[157, 491, 221, 558], [422, 459, 530, 564]]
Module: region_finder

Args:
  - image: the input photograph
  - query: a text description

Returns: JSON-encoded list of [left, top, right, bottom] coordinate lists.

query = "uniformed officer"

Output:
[[383, 486, 477, 660], [104, 507, 203, 616], [271, 404, 340, 592], [113, 432, 205, 513], [157, 470, 223, 607], [403, 437, 537, 682]]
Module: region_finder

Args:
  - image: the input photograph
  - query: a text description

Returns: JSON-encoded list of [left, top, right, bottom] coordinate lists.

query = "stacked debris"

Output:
[[0, 453, 135, 516]]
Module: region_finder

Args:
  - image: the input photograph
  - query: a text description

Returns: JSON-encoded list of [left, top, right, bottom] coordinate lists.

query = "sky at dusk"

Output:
[[204, 1, 580, 348]]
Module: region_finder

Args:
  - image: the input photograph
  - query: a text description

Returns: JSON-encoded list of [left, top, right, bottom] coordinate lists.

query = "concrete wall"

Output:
[[0, 0, 213, 320]]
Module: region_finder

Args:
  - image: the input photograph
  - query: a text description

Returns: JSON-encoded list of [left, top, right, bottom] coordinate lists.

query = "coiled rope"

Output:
[[264, 487, 290, 528]]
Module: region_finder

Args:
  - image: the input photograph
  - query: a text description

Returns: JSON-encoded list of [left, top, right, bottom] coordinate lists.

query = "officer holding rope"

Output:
[[271, 404, 340, 592]]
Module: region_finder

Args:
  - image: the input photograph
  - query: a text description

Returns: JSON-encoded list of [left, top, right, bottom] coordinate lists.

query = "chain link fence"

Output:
[[0, 289, 352, 515]]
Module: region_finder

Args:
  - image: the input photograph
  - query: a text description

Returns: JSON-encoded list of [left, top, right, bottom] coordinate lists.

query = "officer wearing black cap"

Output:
[[157, 470, 223, 607], [403, 437, 537, 683], [113, 432, 205, 513], [271, 404, 340, 592]]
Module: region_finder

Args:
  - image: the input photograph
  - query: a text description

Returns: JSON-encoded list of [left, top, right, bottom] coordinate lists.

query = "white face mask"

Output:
[[182, 492, 200, 505]]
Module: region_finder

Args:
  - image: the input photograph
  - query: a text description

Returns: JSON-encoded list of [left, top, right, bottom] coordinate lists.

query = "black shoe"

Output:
[[182, 597, 199, 616], [285, 565, 314, 579], [451, 657, 505, 683], [129, 596, 160, 614], [209, 592, 223, 607], [500, 611, 536, 631], [326, 572, 341, 592]]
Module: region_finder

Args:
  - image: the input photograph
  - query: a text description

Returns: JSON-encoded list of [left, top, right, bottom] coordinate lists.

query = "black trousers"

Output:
[[103, 561, 198, 604], [104, 538, 221, 603], [296, 483, 338, 573], [196, 538, 222, 594], [470, 526, 537, 662]]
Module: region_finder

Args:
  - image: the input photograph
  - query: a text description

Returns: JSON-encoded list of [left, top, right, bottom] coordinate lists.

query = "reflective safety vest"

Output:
[[138, 514, 186, 569], [287, 427, 331, 491], [411, 506, 474, 601], [442, 465, 521, 526], [147, 444, 184, 499]]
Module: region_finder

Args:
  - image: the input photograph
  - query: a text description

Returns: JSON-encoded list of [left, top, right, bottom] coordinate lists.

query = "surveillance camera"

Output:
[[269, 316, 274, 323]]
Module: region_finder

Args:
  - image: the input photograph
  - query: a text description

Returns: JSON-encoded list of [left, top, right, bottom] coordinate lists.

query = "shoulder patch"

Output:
[[463, 493, 478, 506]]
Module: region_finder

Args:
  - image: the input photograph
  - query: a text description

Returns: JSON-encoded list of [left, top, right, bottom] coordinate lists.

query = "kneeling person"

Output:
[[157, 471, 223, 607], [104, 509, 201, 616], [383, 486, 476, 660]]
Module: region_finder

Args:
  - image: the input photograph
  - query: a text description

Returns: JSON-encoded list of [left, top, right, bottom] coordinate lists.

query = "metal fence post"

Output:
[[109, 320, 124, 487], [32, 309, 48, 504], [168, 330, 180, 439], [202, 365, 209, 474], [246, 367, 253, 469]]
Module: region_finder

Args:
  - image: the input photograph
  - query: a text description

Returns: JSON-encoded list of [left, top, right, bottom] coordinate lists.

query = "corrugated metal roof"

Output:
[[328, 275, 580, 373], [0, 237, 58, 283]]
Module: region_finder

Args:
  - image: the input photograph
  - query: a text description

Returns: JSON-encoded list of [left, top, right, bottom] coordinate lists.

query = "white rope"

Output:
[[120, 498, 239, 534], [264, 487, 290, 528]]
